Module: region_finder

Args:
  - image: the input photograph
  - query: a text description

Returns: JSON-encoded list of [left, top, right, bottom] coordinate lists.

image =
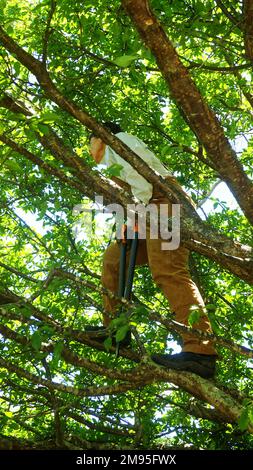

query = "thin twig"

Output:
[[42, 0, 57, 65]]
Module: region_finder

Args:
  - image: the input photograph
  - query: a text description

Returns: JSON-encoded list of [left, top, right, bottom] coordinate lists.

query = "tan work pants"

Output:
[[101, 197, 216, 355]]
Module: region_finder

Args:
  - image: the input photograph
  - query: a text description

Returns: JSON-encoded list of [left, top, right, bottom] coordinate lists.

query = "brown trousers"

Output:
[[101, 197, 216, 356]]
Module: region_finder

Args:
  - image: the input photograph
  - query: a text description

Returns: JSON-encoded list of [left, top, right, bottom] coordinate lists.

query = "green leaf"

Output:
[[110, 313, 127, 329], [53, 341, 64, 361], [238, 408, 249, 431], [104, 336, 112, 352], [9, 422, 19, 431], [188, 310, 202, 327], [8, 112, 25, 122], [248, 406, 253, 424], [105, 163, 124, 177], [31, 331, 42, 351], [51, 341, 64, 368], [0, 0, 7, 12], [0, 0, 252, 450], [113, 55, 138, 68], [5, 160, 21, 173], [13, 62, 21, 76], [24, 128, 36, 140], [161, 145, 170, 157], [37, 122, 50, 135], [133, 305, 149, 318], [208, 311, 220, 335], [205, 304, 216, 311], [6, 25, 14, 35], [115, 325, 129, 342], [40, 111, 61, 124], [1, 415, 8, 426]]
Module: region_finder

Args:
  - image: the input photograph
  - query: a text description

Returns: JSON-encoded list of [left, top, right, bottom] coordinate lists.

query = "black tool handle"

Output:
[[124, 224, 138, 300], [118, 224, 127, 297]]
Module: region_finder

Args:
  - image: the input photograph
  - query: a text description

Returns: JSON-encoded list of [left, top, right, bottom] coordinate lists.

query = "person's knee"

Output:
[[101, 244, 121, 287], [102, 243, 120, 268], [102, 256, 119, 276], [152, 268, 189, 285]]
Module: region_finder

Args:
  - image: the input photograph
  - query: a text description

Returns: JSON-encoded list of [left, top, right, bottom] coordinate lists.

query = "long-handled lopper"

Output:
[[115, 221, 139, 356]]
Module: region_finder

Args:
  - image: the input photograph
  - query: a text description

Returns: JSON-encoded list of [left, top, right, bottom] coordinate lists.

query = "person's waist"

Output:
[[151, 176, 196, 207]]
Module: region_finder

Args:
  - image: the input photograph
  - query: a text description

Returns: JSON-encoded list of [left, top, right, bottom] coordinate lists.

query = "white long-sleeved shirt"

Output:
[[100, 132, 171, 205]]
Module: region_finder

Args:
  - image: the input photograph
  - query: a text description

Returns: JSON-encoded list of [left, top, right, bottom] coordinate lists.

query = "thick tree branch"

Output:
[[1, 265, 253, 361], [0, 409, 42, 438], [0, 260, 38, 283], [156, 394, 231, 424], [0, 300, 140, 363], [0, 434, 35, 450], [0, 133, 87, 195], [0, 321, 138, 381], [243, 0, 253, 60], [0, 351, 251, 431], [3, 379, 134, 435], [0, 31, 239, 213], [66, 410, 131, 437], [1, 102, 252, 285], [0, 293, 15, 305], [121, 0, 253, 225], [149, 312, 253, 359], [0, 94, 133, 208], [51, 268, 252, 359], [0, 37, 252, 281], [1, 297, 252, 429], [0, 357, 139, 398]]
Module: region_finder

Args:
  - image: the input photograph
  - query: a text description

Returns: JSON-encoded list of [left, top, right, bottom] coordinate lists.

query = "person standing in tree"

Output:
[[89, 121, 217, 378]]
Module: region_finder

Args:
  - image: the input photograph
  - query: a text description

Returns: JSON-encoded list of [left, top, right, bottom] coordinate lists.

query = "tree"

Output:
[[0, 0, 253, 450]]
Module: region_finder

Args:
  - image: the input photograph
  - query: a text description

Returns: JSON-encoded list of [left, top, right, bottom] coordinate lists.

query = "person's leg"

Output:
[[101, 239, 148, 326], [146, 199, 216, 356]]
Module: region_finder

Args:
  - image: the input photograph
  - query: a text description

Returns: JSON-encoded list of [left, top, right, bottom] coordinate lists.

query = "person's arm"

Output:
[[89, 137, 106, 163]]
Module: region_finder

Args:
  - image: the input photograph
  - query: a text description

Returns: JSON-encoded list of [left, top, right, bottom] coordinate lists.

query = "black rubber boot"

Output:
[[151, 352, 216, 378]]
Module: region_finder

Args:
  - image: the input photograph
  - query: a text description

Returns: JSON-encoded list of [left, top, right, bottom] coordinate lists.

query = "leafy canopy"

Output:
[[0, 0, 253, 450]]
